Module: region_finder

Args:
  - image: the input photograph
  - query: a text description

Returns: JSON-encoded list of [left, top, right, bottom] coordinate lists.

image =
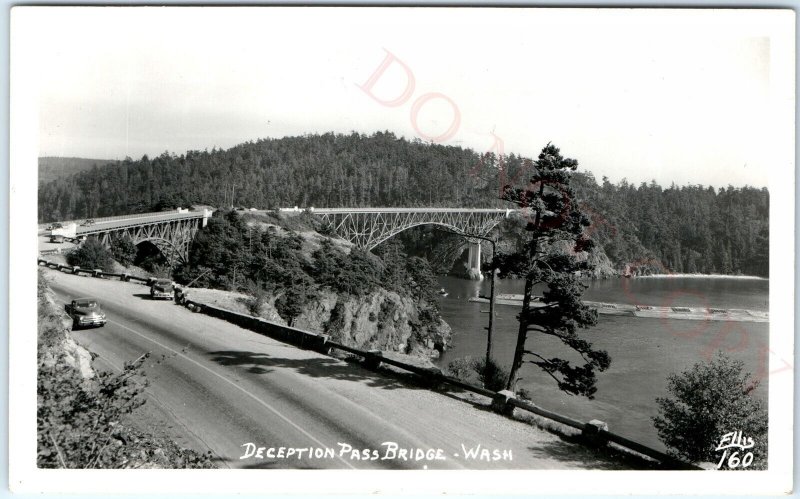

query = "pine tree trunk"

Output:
[[506, 276, 534, 391]]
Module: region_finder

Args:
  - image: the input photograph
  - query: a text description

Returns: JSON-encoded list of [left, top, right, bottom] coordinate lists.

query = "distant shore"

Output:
[[633, 273, 767, 280]]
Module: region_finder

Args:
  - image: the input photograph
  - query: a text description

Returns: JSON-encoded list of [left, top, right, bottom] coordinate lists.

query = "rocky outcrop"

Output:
[[183, 287, 287, 325], [184, 284, 452, 360], [38, 284, 95, 379], [581, 246, 617, 279], [293, 288, 451, 359]]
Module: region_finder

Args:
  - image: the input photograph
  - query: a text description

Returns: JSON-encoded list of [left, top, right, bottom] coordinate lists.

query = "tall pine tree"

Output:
[[494, 144, 610, 398]]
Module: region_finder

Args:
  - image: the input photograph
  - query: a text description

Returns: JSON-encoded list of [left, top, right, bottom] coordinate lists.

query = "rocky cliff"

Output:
[[38, 276, 95, 379], [185, 283, 452, 359], [293, 288, 451, 359]]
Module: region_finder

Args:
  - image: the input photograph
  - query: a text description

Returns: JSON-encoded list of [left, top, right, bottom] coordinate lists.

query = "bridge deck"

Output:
[[75, 211, 206, 236]]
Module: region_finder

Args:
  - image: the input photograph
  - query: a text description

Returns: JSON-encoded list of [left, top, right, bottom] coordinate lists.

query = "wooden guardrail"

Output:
[[39, 258, 701, 470]]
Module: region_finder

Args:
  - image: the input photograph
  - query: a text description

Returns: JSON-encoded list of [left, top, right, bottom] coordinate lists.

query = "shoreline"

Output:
[[632, 273, 767, 280]]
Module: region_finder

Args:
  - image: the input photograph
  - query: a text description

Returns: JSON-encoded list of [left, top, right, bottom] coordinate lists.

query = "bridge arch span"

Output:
[[130, 236, 186, 267], [93, 216, 207, 265], [46, 210, 212, 266], [366, 219, 503, 250], [308, 208, 512, 280], [314, 208, 510, 251]]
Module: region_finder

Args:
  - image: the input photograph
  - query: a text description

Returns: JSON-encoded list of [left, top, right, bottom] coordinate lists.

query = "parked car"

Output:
[[81, 219, 96, 226], [65, 298, 107, 329], [150, 279, 174, 300], [49, 234, 64, 244]]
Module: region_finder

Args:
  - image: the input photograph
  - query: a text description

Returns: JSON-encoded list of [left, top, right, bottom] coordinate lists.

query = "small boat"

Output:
[[438, 288, 449, 297]]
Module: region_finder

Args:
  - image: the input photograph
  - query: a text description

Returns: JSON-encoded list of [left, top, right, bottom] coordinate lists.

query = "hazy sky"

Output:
[[30, 7, 791, 187]]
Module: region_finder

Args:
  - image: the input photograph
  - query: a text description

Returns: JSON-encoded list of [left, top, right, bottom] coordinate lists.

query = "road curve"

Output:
[[44, 268, 630, 470]]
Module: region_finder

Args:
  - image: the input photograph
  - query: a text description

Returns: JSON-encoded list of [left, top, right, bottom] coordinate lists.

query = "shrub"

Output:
[[446, 357, 480, 385], [241, 280, 268, 317], [109, 235, 137, 267], [324, 301, 347, 338], [38, 352, 216, 469], [66, 236, 115, 272], [475, 357, 510, 392], [445, 356, 509, 391], [652, 352, 768, 469], [275, 284, 316, 326]]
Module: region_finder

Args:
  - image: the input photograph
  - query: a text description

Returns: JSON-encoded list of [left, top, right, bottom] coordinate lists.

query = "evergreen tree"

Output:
[[653, 352, 767, 469], [109, 235, 137, 267], [493, 144, 610, 397], [66, 237, 115, 272]]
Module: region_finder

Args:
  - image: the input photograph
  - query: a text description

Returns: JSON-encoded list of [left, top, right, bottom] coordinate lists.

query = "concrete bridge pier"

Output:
[[466, 240, 483, 280]]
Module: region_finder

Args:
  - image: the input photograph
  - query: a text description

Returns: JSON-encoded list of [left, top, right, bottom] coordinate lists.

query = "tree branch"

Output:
[[49, 431, 67, 468]]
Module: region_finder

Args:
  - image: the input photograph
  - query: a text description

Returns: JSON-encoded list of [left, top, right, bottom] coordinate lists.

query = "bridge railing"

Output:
[[86, 211, 176, 223], [42, 210, 203, 229], [73, 211, 207, 235]]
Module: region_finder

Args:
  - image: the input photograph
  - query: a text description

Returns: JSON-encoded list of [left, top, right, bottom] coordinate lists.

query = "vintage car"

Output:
[[150, 278, 174, 300], [65, 298, 107, 329]]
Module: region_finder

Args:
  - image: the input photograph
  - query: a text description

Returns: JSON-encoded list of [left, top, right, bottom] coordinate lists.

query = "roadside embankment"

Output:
[[181, 285, 445, 368], [37, 270, 217, 469]]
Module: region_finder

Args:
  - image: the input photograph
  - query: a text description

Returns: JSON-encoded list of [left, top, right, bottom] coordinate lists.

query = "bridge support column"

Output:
[[466, 240, 483, 280]]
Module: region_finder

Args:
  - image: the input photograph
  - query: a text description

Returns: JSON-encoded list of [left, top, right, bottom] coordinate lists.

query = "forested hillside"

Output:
[[38, 131, 769, 276], [571, 174, 768, 277]]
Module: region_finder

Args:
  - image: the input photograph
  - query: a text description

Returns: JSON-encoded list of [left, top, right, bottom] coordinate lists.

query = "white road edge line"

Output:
[[108, 319, 357, 470]]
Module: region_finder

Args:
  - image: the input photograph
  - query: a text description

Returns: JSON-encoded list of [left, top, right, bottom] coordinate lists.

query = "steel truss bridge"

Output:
[[47, 211, 211, 265], [307, 207, 512, 250], [45, 207, 511, 276], [298, 207, 514, 278]]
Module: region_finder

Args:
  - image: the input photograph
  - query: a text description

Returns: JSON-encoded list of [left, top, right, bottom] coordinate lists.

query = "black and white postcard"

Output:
[[9, 6, 795, 495]]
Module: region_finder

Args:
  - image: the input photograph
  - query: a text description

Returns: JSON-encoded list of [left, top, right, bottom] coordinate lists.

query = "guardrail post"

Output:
[[363, 350, 383, 370], [582, 419, 610, 447], [491, 389, 516, 416], [306, 334, 332, 355], [417, 366, 446, 389]]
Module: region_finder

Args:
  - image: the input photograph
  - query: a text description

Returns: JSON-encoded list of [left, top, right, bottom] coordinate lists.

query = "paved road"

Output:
[[45, 268, 629, 470]]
